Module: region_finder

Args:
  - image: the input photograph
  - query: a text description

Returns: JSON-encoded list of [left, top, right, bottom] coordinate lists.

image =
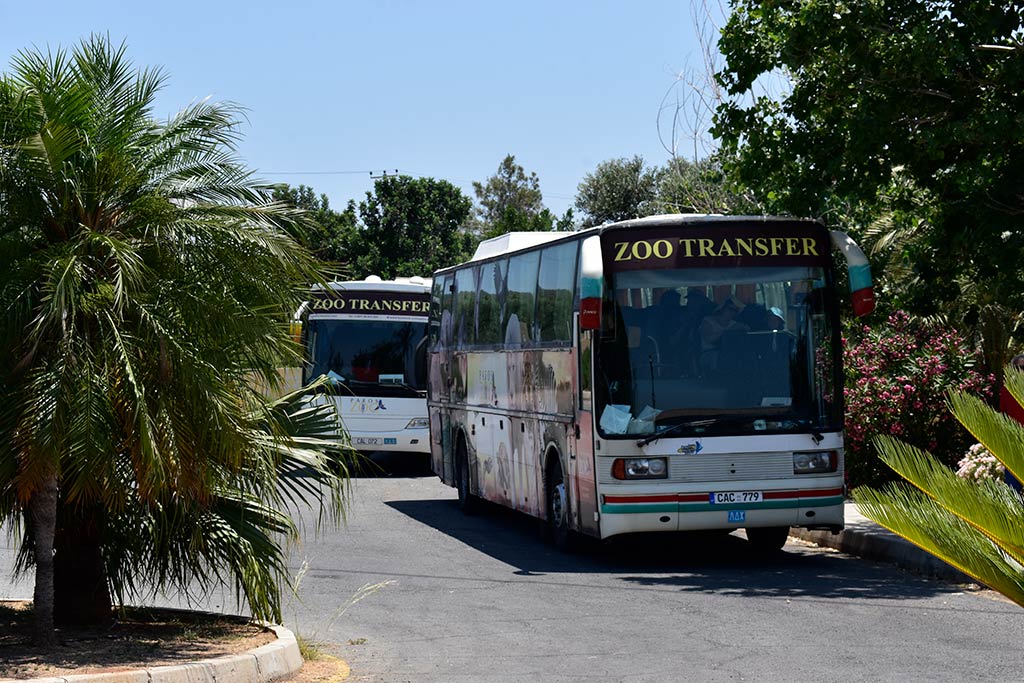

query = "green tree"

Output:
[[271, 184, 357, 264], [574, 155, 662, 228], [472, 154, 551, 237], [855, 367, 1024, 607], [0, 37, 347, 644], [351, 174, 475, 278], [657, 155, 760, 216], [713, 0, 1024, 378]]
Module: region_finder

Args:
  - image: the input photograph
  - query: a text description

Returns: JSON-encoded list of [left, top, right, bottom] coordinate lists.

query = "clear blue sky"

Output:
[[1, 1, 708, 218]]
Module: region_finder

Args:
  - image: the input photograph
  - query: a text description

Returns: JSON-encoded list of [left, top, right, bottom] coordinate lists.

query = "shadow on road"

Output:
[[346, 451, 433, 478], [386, 497, 961, 603]]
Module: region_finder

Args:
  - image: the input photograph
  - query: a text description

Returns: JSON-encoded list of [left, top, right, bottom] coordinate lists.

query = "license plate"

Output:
[[353, 437, 381, 446], [710, 491, 763, 504]]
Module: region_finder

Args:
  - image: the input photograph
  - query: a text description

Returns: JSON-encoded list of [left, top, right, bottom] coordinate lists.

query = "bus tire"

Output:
[[745, 526, 789, 553], [455, 439, 479, 515], [545, 458, 578, 552]]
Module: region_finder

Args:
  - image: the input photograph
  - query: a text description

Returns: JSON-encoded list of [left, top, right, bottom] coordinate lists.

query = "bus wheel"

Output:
[[455, 440, 479, 515], [545, 460, 577, 552], [745, 526, 789, 553]]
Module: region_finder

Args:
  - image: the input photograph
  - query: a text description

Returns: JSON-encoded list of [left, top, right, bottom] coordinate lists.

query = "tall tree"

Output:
[[0, 37, 347, 643], [574, 155, 662, 227], [351, 174, 475, 278], [713, 0, 1024, 377], [472, 154, 548, 237]]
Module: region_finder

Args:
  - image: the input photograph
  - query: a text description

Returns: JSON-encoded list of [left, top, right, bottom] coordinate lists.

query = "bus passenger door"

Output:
[[572, 315, 600, 536]]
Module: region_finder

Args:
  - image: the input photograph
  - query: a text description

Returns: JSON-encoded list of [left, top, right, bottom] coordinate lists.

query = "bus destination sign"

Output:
[[308, 289, 430, 316], [604, 224, 830, 270]]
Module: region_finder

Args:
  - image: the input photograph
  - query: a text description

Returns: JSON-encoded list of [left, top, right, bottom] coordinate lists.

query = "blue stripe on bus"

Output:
[[848, 263, 873, 291]]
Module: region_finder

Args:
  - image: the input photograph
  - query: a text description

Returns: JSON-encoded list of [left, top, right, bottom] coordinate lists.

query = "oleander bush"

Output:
[[844, 311, 993, 489]]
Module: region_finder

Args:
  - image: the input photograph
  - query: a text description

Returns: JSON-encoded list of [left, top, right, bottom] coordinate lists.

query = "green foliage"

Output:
[[472, 154, 573, 238], [473, 154, 544, 225], [271, 184, 357, 266], [656, 155, 761, 216], [0, 36, 347, 625], [713, 1, 1024, 372], [843, 311, 993, 489], [348, 174, 475, 279], [855, 369, 1024, 607], [574, 155, 662, 227], [573, 154, 757, 226]]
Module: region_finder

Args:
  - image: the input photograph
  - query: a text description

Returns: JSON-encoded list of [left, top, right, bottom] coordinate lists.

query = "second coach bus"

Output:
[[427, 215, 874, 550], [302, 276, 432, 455]]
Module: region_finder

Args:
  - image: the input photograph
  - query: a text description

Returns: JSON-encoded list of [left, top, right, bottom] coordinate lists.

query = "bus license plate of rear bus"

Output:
[[353, 437, 381, 446], [710, 491, 763, 505]]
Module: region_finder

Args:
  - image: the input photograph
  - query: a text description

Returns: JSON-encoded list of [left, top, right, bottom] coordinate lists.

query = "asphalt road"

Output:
[[273, 453, 1022, 683], [2, 452, 1022, 682]]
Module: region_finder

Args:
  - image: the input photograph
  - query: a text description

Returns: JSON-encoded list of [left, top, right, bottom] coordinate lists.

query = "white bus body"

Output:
[[302, 276, 432, 454], [427, 215, 874, 549]]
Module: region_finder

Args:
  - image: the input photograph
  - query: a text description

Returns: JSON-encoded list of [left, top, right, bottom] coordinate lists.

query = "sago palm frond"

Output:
[[855, 365, 1024, 607], [855, 484, 1024, 606]]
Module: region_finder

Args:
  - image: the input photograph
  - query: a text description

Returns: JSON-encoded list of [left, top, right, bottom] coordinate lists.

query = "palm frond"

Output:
[[947, 388, 1024, 491], [868, 435, 1024, 564], [855, 485, 1024, 607]]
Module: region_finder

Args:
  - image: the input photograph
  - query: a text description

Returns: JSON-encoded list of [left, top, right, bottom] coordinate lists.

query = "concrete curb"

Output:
[[790, 502, 973, 584], [1, 622, 303, 683]]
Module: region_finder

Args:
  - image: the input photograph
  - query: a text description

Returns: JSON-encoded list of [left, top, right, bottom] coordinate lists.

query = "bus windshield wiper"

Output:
[[636, 419, 717, 447]]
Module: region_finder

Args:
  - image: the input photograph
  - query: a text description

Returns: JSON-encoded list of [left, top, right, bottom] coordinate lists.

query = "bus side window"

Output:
[[505, 251, 540, 346], [454, 267, 477, 349], [537, 242, 578, 344], [429, 277, 444, 348], [439, 273, 454, 349], [477, 258, 507, 346]]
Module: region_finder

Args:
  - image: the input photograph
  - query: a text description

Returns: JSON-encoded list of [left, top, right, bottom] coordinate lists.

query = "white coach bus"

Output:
[[427, 215, 874, 550], [302, 276, 432, 455]]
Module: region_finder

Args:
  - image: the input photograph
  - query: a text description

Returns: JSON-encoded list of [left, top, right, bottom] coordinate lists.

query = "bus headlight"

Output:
[[612, 457, 668, 480], [405, 418, 430, 429], [793, 451, 838, 474]]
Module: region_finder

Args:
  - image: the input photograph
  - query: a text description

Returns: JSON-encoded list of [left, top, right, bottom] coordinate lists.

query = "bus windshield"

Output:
[[595, 265, 840, 438], [305, 318, 428, 398]]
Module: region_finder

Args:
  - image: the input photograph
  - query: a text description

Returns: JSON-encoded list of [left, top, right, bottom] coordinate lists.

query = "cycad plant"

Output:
[[855, 368, 1024, 607], [0, 36, 346, 645]]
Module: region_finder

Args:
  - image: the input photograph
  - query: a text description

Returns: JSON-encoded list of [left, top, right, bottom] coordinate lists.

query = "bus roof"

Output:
[[470, 232, 569, 261], [312, 275, 432, 293], [436, 215, 827, 275]]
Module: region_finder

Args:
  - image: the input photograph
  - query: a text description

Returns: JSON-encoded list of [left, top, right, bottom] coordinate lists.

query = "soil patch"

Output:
[[0, 601, 277, 680]]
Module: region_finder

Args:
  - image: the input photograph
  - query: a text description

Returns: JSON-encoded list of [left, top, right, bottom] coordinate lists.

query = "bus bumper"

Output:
[[597, 496, 844, 540]]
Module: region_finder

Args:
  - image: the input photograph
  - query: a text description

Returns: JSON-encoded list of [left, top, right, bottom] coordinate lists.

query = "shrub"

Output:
[[956, 443, 1005, 482], [844, 311, 993, 489]]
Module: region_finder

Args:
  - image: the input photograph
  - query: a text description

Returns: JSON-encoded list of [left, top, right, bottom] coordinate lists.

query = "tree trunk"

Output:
[[54, 506, 113, 627], [27, 472, 58, 647], [980, 304, 1011, 403]]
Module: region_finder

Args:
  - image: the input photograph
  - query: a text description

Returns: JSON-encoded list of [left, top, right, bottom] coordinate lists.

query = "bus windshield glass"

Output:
[[595, 228, 840, 438], [305, 318, 428, 398]]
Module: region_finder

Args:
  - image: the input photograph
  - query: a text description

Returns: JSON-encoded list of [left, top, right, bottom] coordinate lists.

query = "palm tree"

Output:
[[0, 36, 347, 645], [854, 368, 1024, 606]]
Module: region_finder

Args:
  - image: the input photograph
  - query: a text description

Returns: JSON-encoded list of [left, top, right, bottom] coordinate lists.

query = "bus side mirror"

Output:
[[830, 230, 875, 317]]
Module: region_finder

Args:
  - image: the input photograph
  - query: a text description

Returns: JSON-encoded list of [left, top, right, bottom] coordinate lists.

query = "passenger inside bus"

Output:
[[698, 297, 750, 373]]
